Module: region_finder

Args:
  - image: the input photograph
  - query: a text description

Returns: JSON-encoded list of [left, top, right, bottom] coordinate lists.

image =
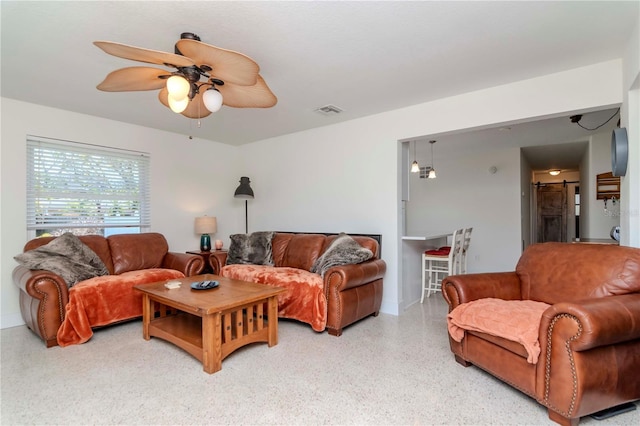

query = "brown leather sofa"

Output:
[[210, 232, 386, 336], [442, 242, 640, 425], [13, 233, 204, 347]]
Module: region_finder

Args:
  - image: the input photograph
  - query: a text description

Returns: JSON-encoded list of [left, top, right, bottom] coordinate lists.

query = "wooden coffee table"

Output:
[[134, 274, 285, 374]]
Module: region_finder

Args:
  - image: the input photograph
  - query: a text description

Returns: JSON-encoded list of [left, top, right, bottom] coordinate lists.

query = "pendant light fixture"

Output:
[[428, 140, 437, 179], [411, 140, 420, 173]]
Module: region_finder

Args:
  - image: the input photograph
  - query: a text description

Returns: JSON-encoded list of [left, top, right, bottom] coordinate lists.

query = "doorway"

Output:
[[534, 182, 579, 243]]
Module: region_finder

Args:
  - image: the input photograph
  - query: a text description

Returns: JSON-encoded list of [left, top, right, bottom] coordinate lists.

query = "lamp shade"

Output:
[[194, 216, 217, 234], [234, 177, 254, 199]]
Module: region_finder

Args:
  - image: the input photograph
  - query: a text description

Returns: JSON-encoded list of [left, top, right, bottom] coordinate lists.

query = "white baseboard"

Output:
[[379, 300, 399, 316], [1, 313, 25, 329]]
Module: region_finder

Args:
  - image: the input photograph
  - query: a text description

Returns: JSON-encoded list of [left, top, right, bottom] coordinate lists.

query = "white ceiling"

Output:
[[1, 1, 637, 154]]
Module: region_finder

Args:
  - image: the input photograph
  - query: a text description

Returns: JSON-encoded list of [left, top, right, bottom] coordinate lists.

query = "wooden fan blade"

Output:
[[218, 75, 277, 108], [94, 41, 195, 68], [175, 39, 259, 86], [97, 67, 170, 91], [158, 87, 212, 119]]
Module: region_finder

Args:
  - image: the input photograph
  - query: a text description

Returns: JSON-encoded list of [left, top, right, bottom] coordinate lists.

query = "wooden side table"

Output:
[[186, 250, 227, 274]]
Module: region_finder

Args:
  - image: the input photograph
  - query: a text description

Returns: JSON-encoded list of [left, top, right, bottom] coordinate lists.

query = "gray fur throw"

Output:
[[226, 231, 275, 266], [311, 233, 373, 277], [14, 233, 109, 287]]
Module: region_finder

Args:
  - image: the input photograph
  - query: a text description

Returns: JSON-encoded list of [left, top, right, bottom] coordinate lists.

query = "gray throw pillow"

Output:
[[14, 233, 109, 287], [311, 233, 373, 277], [226, 231, 275, 266]]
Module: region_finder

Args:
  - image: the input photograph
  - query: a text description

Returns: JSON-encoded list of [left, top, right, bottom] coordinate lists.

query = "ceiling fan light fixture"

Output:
[[203, 88, 223, 113], [166, 75, 190, 99], [95, 33, 277, 119], [168, 95, 189, 113]]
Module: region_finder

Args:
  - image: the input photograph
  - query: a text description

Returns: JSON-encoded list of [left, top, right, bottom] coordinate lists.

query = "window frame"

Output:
[[26, 135, 151, 239]]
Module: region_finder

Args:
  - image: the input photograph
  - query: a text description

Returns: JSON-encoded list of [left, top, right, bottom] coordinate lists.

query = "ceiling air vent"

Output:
[[314, 104, 343, 116]]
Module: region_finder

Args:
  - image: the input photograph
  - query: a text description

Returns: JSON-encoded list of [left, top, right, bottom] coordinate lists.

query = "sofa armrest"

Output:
[[12, 265, 69, 347], [209, 251, 228, 275], [324, 259, 386, 336], [162, 252, 205, 276], [324, 259, 387, 292], [442, 272, 522, 310], [537, 293, 640, 419], [541, 293, 640, 351]]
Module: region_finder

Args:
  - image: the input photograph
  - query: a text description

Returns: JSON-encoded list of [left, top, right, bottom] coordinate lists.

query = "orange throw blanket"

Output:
[[221, 265, 327, 332], [57, 269, 184, 346], [447, 298, 550, 364]]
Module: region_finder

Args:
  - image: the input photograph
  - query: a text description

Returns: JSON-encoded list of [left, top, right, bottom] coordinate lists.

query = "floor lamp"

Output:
[[234, 177, 254, 234]]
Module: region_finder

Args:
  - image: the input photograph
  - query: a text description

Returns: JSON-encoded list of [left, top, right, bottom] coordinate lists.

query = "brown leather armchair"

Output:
[[442, 242, 640, 425]]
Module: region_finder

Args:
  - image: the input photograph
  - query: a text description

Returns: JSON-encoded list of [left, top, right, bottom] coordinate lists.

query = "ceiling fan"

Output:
[[94, 32, 277, 118]]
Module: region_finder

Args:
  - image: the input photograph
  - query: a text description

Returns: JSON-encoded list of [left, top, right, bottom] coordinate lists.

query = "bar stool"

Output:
[[421, 228, 464, 302], [458, 227, 473, 274]]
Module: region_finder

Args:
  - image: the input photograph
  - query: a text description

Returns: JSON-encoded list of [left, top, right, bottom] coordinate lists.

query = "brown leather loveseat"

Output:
[[210, 232, 386, 336], [13, 233, 204, 347], [442, 242, 640, 425]]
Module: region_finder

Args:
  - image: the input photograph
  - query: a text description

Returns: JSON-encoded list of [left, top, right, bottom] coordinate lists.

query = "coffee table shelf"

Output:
[[149, 313, 203, 361]]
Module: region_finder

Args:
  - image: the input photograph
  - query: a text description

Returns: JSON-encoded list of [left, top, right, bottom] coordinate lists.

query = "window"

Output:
[[27, 136, 150, 238]]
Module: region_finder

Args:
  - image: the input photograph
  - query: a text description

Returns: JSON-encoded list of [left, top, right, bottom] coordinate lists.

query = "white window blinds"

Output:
[[26, 136, 151, 231]]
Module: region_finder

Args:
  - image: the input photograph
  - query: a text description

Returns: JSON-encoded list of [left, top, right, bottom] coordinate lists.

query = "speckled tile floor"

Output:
[[1, 295, 638, 425]]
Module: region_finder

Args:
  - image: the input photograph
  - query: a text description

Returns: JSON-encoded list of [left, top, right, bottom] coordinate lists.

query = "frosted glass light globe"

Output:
[[166, 76, 190, 99], [203, 88, 223, 112], [168, 95, 189, 113]]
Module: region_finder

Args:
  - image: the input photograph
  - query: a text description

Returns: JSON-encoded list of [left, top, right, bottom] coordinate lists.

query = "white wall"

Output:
[[620, 16, 640, 247], [0, 99, 242, 327], [406, 145, 522, 273], [585, 131, 623, 238], [579, 146, 592, 239], [521, 155, 533, 249], [0, 58, 631, 325]]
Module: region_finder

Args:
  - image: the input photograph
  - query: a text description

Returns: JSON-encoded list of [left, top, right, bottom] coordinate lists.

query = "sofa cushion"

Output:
[[108, 233, 168, 275], [227, 231, 275, 266], [447, 298, 550, 364], [311, 233, 373, 277], [56, 268, 185, 346], [221, 264, 327, 331], [271, 233, 295, 266], [14, 233, 109, 287], [517, 242, 640, 304], [591, 258, 640, 297], [280, 234, 326, 271]]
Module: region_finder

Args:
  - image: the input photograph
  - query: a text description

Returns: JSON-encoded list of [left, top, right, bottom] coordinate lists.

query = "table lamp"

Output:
[[194, 216, 217, 251]]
